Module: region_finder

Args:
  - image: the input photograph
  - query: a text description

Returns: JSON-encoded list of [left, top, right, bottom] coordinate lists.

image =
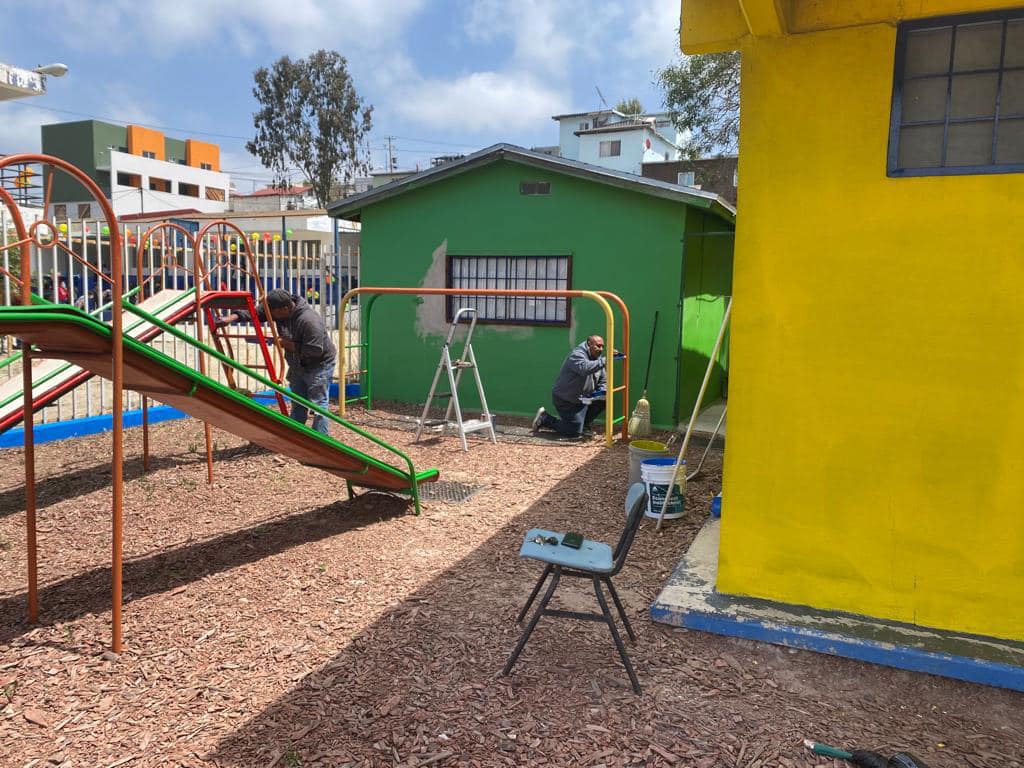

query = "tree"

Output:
[[247, 50, 373, 208], [615, 97, 644, 116], [657, 52, 740, 158]]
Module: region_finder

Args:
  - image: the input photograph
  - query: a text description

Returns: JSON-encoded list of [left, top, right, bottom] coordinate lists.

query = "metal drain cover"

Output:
[[419, 480, 486, 504]]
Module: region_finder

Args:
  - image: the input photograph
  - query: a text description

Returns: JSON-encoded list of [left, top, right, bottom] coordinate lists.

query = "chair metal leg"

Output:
[[603, 577, 636, 642], [503, 568, 561, 677], [516, 564, 553, 625], [593, 577, 641, 694]]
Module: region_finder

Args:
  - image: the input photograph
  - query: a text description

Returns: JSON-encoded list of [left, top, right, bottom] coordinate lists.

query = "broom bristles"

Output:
[[629, 392, 652, 437]]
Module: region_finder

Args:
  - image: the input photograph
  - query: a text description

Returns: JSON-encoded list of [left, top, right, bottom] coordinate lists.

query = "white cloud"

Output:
[[48, 0, 425, 57], [394, 71, 565, 133], [0, 104, 63, 154], [617, 3, 683, 67]]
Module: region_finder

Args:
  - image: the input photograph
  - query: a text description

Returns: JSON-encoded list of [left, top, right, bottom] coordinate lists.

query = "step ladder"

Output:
[[415, 307, 497, 452]]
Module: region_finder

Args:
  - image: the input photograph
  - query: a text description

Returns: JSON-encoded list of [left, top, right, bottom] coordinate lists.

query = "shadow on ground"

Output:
[[0, 443, 270, 517], [204, 447, 1020, 767], [0, 493, 408, 646]]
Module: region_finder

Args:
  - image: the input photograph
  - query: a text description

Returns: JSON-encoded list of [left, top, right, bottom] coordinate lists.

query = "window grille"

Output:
[[447, 255, 570, 325], [889, 9, 1024, 175]]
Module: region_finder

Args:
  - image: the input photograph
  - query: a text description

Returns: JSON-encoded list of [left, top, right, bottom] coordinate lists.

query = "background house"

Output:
[[643, 156, 739, 204], [328, 144, 734, 428], [552, 110, 685, 175], [676, 0, 1024, 658]]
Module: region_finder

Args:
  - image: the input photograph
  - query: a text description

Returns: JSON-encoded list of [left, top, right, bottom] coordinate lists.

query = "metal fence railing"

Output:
[[1, 213, 361, 428]]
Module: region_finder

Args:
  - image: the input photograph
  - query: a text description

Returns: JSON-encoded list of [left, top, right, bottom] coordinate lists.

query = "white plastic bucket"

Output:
[[640, 457, 686, 520]]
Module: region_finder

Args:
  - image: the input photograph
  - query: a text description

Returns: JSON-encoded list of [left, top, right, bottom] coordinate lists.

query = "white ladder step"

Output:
[[460, 418, 492, 433]]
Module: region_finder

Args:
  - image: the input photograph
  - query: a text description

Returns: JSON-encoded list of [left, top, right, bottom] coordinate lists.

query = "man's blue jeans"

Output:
[[541, 396, 606, 437], [288, 359, 335, 435]]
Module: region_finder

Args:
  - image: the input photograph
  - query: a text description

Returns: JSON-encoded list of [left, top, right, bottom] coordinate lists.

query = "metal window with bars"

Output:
[[889, 9, 1024, 176], [446, 255, 570, 325]]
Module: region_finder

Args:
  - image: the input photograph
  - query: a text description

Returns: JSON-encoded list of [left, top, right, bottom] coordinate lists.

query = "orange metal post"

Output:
[[0, 190, 39, 623]]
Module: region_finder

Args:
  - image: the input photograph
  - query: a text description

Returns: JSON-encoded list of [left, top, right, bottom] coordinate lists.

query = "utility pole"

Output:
[[386, 136, 396, 172], [138, 186, 144, 214]]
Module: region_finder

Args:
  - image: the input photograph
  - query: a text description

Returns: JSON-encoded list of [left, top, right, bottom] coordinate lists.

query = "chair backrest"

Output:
[[610, 482, 648, 575]]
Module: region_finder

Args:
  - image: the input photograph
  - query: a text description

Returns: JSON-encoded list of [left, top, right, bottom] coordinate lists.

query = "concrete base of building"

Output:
[[650, 517, 1024, 692]]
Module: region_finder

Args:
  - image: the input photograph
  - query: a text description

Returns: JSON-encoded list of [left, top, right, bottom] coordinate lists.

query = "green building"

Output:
[[327, 144, 735, 428]]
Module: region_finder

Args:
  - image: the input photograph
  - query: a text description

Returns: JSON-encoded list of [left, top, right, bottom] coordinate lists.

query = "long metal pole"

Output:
[[654, 297, 732, 532], [110, 211, 124, 653]]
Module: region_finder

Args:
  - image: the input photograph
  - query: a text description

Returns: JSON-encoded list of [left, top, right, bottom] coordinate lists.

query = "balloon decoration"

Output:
[[101, 225, 110, 236], [263, 232, 272, 241], [273, 234, 281, 241], [58, 223, 67, 233], [230, 243, 237, 252], [286, 229, 293, 237], [251, 232, 259, 241]]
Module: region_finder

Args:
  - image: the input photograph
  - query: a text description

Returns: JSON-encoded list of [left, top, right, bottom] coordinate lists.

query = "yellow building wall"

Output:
[[718, 20, 1024, 640]]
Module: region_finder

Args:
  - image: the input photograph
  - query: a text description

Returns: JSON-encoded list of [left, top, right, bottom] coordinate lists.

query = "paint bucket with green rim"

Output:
[[628, 439, 670, 487]]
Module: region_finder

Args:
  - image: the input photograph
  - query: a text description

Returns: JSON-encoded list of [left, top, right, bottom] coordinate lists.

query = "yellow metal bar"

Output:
[[337, 287, 622, 446]]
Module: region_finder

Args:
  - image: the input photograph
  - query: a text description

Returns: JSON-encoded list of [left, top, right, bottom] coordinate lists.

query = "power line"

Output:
[[5, 100, 253, 143]]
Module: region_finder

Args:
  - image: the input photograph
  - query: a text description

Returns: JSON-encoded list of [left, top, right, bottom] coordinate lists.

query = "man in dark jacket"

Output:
[[217, 289, 337, 435], [532, 335, 608, 439]]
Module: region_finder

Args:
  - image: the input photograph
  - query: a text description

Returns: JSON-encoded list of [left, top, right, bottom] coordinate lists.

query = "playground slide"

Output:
[[0, 303, 439, 495], [0, 288, 204, 433]]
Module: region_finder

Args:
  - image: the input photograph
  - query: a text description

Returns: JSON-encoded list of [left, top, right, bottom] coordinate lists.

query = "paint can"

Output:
[[711, 492, 722, 518], [640, 457, 686, 520], [628, 439, 670, 487]]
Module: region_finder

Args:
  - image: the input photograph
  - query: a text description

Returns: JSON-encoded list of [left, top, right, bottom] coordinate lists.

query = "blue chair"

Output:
[[502, 482, 649, 694]]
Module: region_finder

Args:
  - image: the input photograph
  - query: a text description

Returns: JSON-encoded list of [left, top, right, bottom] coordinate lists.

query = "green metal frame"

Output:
[[0, 301, 437, 513], [0, 286, 142, 374], [0, 287, 177, 414]]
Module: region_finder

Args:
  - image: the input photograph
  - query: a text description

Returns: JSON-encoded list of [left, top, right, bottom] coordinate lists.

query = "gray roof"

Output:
[[326, 143, 736, 223], [550, 108, 625, 121]]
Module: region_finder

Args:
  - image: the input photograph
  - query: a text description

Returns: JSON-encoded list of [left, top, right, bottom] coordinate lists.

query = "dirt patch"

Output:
[[0, 411, 1021, 767]]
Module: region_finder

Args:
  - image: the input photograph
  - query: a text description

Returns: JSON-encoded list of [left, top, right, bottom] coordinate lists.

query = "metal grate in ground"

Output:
[[419, 480, 487, 504]]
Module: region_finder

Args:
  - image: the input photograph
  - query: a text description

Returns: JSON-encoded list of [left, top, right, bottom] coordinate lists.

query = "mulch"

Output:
[[0, 409, 1021, 767]]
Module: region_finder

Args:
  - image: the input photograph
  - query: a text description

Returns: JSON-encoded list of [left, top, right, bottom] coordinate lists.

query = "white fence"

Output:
[[1, 216, 361, 428]]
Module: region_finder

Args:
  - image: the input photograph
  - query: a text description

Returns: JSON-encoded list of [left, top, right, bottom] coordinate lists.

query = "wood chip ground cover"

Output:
[[0, 412, 1021, 767]]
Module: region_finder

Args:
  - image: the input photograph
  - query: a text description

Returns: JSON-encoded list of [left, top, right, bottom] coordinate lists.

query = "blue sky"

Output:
[[1, 0, 682, 192]]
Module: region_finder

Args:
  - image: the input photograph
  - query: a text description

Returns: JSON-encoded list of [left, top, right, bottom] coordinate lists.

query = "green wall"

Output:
[[355, 159, 733, 428], [41, 120, 126, 201], [677, 207, 734, 422]]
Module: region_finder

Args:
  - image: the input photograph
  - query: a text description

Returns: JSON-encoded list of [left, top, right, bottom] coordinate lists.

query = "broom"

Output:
[[628, 311, 658, 438]]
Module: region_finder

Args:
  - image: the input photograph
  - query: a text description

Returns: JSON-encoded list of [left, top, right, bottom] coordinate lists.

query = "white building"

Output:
[[551, 109, 684, 175]]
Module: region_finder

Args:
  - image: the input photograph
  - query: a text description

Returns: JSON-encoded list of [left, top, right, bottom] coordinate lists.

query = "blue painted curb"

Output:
[[0, 382, 360, 449], [649, 603, 1024, 693]]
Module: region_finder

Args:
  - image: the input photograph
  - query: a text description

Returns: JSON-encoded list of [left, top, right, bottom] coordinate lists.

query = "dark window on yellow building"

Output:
[[446, 255, 571, 326], [889, 9, 1024, 176]]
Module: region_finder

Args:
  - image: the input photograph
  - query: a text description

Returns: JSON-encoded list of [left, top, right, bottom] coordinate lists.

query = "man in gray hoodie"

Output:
[[532, 335, 608, 439], [216, 288, 337, 435]]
